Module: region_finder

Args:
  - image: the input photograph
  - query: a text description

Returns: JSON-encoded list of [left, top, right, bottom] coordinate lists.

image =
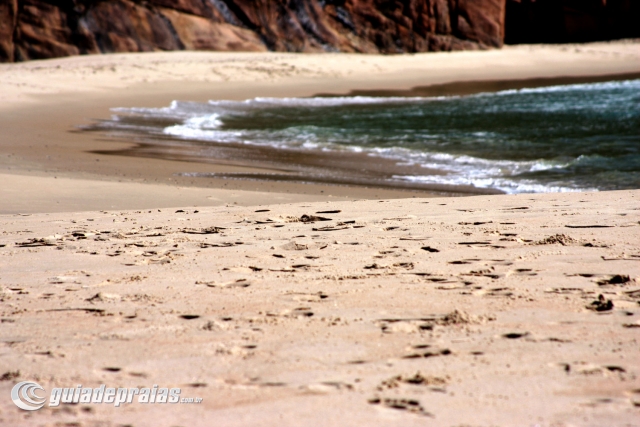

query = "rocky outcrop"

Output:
[[0, 0, 18, 62], [2, 0, 637, 63], [12, 1, 92, 60], [1, 0, 506, 62]]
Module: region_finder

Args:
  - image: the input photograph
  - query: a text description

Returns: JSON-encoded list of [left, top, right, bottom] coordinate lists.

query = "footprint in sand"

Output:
[[180, 226, 225, 235], [505, 268, 537, 277], [376, 372, 448, 392], [281, 242, 310, 251], [86, 292, 121, 303], [196, 279, 251, 288], [376, 318, 435, 333], [379, 312, 492, 338], [294, 214, 333, 223], [544, 287, 595, 295], [448, 259, 480, 265], [622, 320, 640, 328], [461, 269, 502, 280], [285, 292, 328, 303], [304, 381, 353, 393], [200, 241, 243, 248], [202, 318, 235, 331], [313, 224, 351, 232], [368, 397, 433, 417], [403, 346, 453, 359], [48, 275, 84, 284], [457, 241, 492, 247], [263, 307, 314, 319], [16, 235, 63, 247], [186, 382, 208, 388], [477, 287, 515, 298], [503, 332, 529, 339], [626, 389, 640, 407], [596, 274, 631, 286], [560, 362, 627, 378], [126, 372, 148, 378]]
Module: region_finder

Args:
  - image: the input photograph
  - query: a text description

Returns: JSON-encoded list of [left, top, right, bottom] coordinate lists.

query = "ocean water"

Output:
[[95, 79, 640, 194]]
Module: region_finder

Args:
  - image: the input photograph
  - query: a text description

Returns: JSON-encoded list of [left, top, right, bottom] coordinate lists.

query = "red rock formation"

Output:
[[0, 0, 18, 62], [82, 1, 184, 53], [456, 0, 505, 47], [3, 0, 633, 63], [13, 1, 91, 60], [1, 0, 507, 62], [159, 8, 267, 52]]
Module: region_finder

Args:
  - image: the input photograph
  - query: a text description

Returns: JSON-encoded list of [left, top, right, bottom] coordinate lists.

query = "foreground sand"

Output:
[[1, 190, 639, 426]]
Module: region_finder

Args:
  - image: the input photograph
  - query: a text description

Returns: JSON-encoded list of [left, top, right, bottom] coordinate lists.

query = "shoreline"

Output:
[[331, 70, 640, 98], [1, 42, 639, 425], [1, 41, 639, 214]]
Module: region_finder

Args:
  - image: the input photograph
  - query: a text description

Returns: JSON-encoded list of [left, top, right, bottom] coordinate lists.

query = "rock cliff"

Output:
[[0, 1, 638, 63], [1, 0, 505, 62]]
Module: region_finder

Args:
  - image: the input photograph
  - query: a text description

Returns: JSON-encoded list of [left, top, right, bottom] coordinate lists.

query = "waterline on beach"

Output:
[[88, 79, 640, 194]]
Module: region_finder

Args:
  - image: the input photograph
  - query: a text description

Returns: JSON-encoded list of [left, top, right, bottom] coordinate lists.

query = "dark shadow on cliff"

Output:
[[505, 0, 640, 44]]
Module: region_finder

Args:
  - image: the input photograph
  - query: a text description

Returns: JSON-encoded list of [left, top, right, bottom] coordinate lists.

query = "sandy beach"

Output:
[[2, 40, 640, 213], [0, 41, 639, 425]]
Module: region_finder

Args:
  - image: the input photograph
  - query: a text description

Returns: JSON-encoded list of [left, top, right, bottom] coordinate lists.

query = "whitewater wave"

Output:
[[102, 78, 640, 194]]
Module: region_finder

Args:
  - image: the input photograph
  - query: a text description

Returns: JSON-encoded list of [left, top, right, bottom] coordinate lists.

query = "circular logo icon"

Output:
[[11, 381, 46, 411]]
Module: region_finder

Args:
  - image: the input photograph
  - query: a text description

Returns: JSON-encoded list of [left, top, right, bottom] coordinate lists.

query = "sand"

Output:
[[1, 191, 639, 426], [0, 41, 639, 425]]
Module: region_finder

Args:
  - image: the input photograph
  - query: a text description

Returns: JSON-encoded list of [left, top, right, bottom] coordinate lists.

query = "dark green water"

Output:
[[104, 79, 640, 193]]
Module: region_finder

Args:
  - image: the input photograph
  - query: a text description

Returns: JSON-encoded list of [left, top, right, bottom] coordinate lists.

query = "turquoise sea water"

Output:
[[99, 79, 640, 194]]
